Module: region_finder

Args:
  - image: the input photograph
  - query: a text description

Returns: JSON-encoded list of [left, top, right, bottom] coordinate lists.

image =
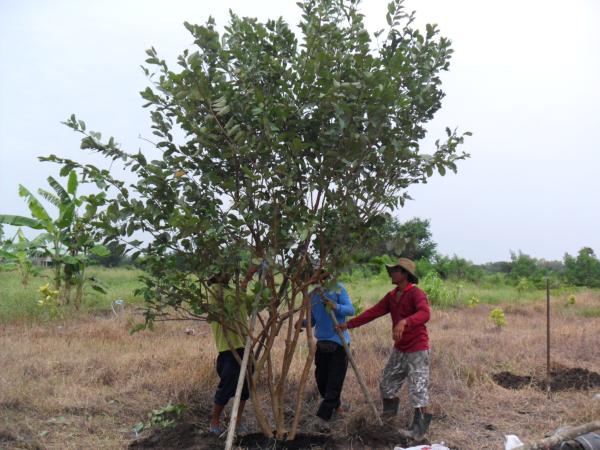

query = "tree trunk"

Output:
[[288, 295, 315, 440], [248, 373, 273, 438], [74, 266, 85, 310], [274, 300, 300, 439], [513, 421, 600, 450]]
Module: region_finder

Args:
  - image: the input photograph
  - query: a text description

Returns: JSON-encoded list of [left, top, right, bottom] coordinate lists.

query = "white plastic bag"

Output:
[[504, 434, 524, 450]]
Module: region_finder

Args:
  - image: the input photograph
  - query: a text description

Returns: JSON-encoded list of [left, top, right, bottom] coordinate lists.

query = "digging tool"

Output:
[[224, 260, 267, 450], [318, 286, 384, 426]]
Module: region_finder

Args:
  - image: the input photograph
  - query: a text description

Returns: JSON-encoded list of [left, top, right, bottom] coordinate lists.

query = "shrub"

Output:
[[467, 295, 480, 308], [489, 308, 506, 328], [420, 272, 461, 308], [516, 277, 535, 294]]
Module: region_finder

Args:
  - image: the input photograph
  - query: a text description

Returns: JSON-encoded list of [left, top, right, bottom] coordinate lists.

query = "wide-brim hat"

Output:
[[385, 257, 418, 284]]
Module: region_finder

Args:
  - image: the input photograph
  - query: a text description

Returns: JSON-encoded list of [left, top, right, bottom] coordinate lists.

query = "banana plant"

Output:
[[0, 229, 44, 286], [0, 171, 109, 308]]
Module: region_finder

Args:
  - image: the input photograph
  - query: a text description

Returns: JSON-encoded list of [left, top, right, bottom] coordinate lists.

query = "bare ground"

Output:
[[1, 293, 599, 449]]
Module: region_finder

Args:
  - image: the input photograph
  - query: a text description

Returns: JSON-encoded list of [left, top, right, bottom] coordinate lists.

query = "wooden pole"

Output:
[[320, 288, 383, 426], [225, 264, 266, 450], [513, 421, 600, 450], [546, 277, 551, 395]]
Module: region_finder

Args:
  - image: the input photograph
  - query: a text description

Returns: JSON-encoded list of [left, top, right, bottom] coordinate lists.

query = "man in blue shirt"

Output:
[[306, 282, 355, 422]]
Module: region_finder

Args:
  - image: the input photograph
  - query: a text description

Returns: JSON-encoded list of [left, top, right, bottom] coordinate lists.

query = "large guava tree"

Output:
[[44, 0, 469, 439]]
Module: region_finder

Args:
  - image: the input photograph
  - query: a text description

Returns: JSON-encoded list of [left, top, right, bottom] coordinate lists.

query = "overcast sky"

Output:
[[1, 0, 599, 264]]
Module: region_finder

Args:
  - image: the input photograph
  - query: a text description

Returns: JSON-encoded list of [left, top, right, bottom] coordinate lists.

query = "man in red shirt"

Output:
[[338, 257, 432, 439]]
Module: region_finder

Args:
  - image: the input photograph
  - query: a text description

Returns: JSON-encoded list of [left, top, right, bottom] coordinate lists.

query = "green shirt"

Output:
[[208, 286, 254, 353]]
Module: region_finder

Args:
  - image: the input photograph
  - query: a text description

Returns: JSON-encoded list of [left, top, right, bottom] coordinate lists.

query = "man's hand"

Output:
[[324, 299, 337, 310], [336, 323, 348, 332], [393, 319, 407, 342]]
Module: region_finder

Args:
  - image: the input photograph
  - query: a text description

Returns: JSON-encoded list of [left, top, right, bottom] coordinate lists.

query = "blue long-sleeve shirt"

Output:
[[305, 283, 355, 346]]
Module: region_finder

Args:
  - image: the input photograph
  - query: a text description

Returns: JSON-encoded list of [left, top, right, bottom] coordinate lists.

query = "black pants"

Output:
[[314, 340, 348, 420], [214, 348, 249, 406]]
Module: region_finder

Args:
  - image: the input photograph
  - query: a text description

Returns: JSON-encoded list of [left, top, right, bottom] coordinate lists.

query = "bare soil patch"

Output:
[[493, 367, 600, 391], [129, 423, 413, 450], [130, 427, 331, 450]]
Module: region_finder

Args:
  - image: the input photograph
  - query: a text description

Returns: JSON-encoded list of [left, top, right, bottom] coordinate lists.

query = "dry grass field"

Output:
[[1, 292, 599, 449]]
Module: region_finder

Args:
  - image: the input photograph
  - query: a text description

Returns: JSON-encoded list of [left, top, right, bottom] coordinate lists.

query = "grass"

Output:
[[579, 307, 600, 318], [343, 269, 594, 310], [1, 265, 596, 322], [0, 267, 145, 324]]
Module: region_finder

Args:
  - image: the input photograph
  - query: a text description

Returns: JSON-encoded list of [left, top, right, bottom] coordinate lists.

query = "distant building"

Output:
[[32, 253, 52, 267]]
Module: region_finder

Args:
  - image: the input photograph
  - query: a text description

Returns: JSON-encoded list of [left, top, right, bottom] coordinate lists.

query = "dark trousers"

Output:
[[314, 340, 348, 420], [214, 348, 249, 406]]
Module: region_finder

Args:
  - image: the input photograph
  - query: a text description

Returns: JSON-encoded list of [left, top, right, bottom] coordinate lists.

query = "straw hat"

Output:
[[385, 257, 418, 284]]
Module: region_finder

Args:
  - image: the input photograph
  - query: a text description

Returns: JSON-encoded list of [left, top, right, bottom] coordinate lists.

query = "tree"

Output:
[[434, 254, 481, 281], [45, 0, 468, 439], [90, 241, 126, 267], [0, 172, 108, 308], [507, 251, 543, 285], [359, 215, 437, 262], [396, 218, 437, 260], [564, 247, 600, 287]]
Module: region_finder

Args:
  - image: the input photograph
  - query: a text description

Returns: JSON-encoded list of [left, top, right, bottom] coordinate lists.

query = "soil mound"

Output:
[[129, 423, 209, 450], [130, 426, 335, 450], [129, 422, 414, 449], [493, 367, 600, 391], [237, 433, 331, 449], [493, 371, 533, 389]]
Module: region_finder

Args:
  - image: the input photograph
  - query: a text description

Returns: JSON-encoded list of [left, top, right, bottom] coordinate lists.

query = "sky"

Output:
[[1, 0, 599, 264]]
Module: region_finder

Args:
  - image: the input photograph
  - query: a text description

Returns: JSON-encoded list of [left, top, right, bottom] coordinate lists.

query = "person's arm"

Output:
[[335, 285, 355, 317], [344, 294, 390, 329], [393, 290, 430, 341], [404, 290, 430, 327]]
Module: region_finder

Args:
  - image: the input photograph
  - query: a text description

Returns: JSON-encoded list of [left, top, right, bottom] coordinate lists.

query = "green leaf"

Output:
[[47, 176, 70, 204], [63, 255, 80, 265], [56, 204, 75, 229], [90, 284, 107, 294], [90, 245, 111, 257], [0, 215, 44, 229], [18, 185, 51, 224], [67, 171, 78, 195], [37, 189, 60, 207], [0, 249, 17, 260]]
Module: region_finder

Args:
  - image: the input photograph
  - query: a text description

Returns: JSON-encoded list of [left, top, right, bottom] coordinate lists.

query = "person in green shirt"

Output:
[[208, 267, 257, 436]]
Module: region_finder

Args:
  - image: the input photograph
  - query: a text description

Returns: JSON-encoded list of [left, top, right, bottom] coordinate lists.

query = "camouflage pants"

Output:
[[379, 349, 430, 408]]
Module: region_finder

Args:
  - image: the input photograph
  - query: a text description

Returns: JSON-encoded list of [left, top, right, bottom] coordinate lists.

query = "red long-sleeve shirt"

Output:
[[346, 284, 430, 352]]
